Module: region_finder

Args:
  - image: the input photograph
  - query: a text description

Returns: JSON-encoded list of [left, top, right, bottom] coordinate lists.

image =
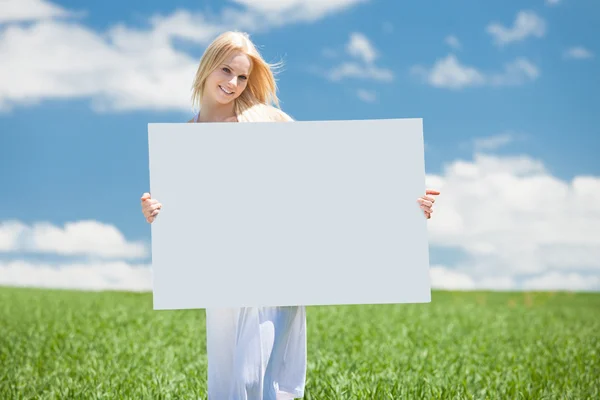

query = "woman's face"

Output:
[[205, 51, 251, 105]]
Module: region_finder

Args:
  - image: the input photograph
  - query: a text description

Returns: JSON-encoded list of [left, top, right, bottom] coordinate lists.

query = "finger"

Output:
[[141, 192, 151, 201], [144, 207, 161, 219], [417, 196, 435, 203], [426, 189, 440, 196], [417, 199, 433, 208], [142, 200, 158, 210], [142, 203, 156, 214], [143, 201, 159, 212]]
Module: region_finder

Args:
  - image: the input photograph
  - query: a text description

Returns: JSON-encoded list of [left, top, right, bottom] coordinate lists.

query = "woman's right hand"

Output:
[[141, 192, 162, 223]]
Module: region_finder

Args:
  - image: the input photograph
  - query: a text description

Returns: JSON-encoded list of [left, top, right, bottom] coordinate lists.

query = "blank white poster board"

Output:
[[148, 118, 431, 310]]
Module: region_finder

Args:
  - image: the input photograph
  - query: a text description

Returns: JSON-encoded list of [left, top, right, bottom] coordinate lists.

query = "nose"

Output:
[[228, 76, 238, 87]]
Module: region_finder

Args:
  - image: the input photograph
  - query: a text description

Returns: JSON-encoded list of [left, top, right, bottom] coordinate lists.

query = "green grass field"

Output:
[[1, 287, 598, 399]]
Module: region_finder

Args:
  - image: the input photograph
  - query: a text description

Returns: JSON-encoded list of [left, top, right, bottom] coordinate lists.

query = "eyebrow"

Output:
[[223, 64, 248, 76]]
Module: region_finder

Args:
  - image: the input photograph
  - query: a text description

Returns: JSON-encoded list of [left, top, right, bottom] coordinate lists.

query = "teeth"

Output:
[[219, 85, 233, 95]]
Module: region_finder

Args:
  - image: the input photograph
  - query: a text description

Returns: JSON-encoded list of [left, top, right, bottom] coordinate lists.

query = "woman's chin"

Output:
[[215, 94, 236, 105]]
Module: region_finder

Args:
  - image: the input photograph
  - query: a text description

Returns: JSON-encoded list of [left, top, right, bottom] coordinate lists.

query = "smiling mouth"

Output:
[[219, 85, 234, 95]]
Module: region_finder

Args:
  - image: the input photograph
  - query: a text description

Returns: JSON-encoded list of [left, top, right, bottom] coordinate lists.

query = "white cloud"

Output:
[[0, 0, 368, 113], [444, 35, 461, 50], [489, 58, 539, 86], [347, 32, 377, 64], [327, 62, 394, 82], [0, 220, 147, 259], [563, 46, 594, 60], [425, 153, 600, 288], [0, 13, 216, 113], [411, 54, 539, 89], [467, 132, 523, 151], [473, 133, 514, 151], [430, 266, 600, 292], [0, 0, 75, 23], [522, 271, 600, 291], [0, 20, 199, 112], [486, 10, 546, 46], [411, 54, 484, 89], [430, 265, 476, 290], [356, 89, 376, 102], [324, 32, 394, 82], [0, 260, 152, 292], [230, 0, 367, 22], [545, 0, 561, 6]]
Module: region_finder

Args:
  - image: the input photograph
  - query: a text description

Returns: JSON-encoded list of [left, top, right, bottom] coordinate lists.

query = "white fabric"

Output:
[[206, 306, 307, 399]]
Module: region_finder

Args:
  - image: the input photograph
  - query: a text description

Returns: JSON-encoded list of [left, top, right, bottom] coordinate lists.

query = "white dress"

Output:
[[205, 306, 307, 399], [193, 113, 307, 399]]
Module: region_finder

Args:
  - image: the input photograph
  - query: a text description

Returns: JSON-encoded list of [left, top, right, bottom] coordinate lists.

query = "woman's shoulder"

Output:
[[267, 104, 294, 121], [242, 103, 294, 122], [271, 107, 294, 122]]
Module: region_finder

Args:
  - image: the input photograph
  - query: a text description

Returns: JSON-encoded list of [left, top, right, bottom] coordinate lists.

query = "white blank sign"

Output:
[[148, 118, 431, 310]]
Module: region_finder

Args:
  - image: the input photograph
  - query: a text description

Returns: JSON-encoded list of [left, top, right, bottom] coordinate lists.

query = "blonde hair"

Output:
[[191, 31, 293, 122]]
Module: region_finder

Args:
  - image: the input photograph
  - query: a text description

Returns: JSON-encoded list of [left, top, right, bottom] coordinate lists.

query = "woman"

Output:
[[141, 31, 439, 400]]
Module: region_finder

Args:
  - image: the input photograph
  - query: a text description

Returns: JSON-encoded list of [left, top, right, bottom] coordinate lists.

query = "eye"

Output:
[[239, 75, 247, 81], [222, 67, 231, 73]]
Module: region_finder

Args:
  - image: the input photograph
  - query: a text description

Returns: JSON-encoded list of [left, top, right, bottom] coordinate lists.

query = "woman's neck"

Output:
[[198, 100, 236, 122]]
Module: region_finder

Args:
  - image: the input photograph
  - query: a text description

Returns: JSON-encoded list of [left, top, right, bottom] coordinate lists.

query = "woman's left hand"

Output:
[[417, 189, 440, 219]]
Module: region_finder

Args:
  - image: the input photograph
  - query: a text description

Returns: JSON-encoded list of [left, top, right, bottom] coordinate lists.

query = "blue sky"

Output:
[[1, 0, 599, 292]]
